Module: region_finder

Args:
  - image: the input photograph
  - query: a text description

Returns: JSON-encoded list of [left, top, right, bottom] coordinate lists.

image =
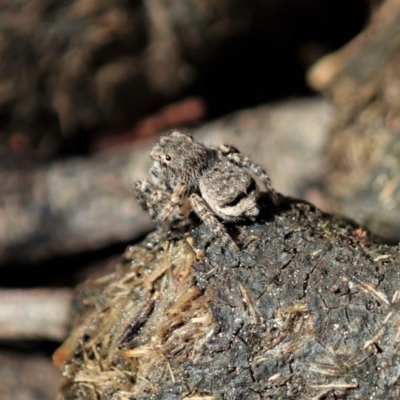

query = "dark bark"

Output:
[[56, 198, 400, 399]]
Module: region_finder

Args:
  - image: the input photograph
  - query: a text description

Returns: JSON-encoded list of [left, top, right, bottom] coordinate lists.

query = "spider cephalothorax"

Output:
[[149, 132, 209, 191]]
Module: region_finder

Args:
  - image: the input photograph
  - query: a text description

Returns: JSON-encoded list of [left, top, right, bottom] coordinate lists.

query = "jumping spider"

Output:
[[135, 131, 279, 251]]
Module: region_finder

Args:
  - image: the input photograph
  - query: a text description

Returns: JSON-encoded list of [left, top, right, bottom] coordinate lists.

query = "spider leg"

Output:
[[134, 179, 155, 210], [135, 179, 170, 221], [217, 144, 240, 156], [147, 190, 170, 220], [190, 193, 239, 252], [226, 152, 279, 206], [159, 181, 187, 224]]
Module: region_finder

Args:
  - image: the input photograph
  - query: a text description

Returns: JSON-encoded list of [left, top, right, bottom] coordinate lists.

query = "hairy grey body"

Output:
[[135, 131, 278, 251]]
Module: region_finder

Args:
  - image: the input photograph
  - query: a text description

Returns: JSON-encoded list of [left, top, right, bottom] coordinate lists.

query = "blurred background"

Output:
[[0, 0, 393, 398]]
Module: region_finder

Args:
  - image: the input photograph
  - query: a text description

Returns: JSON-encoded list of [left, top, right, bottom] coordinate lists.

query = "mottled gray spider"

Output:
[[135, 131, 278, 251]]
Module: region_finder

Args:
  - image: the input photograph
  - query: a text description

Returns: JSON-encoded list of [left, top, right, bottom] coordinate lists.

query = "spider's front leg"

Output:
[[134, 179, 155, 211], [135, 179, 168, 220], [224, 150, 279, 206], [190, 193, 239, 252], [159, 181, 188, 225], [217, 144, 240, 156]]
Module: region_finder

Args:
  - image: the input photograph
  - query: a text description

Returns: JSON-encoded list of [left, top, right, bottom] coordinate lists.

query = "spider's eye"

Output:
[[165, 154, 171, 161]]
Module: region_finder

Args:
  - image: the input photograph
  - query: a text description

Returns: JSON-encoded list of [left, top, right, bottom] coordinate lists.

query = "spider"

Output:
[[135, 131, 278, 251]]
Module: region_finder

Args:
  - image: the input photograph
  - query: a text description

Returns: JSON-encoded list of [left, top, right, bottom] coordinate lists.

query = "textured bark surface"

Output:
[[309, 0, 400, 242], [56, 197, 400, 399]]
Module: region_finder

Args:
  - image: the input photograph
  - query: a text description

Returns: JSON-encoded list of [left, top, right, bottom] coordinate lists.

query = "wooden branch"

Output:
[[0, 289, 72, 341], [308, 0, 400, 98]]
